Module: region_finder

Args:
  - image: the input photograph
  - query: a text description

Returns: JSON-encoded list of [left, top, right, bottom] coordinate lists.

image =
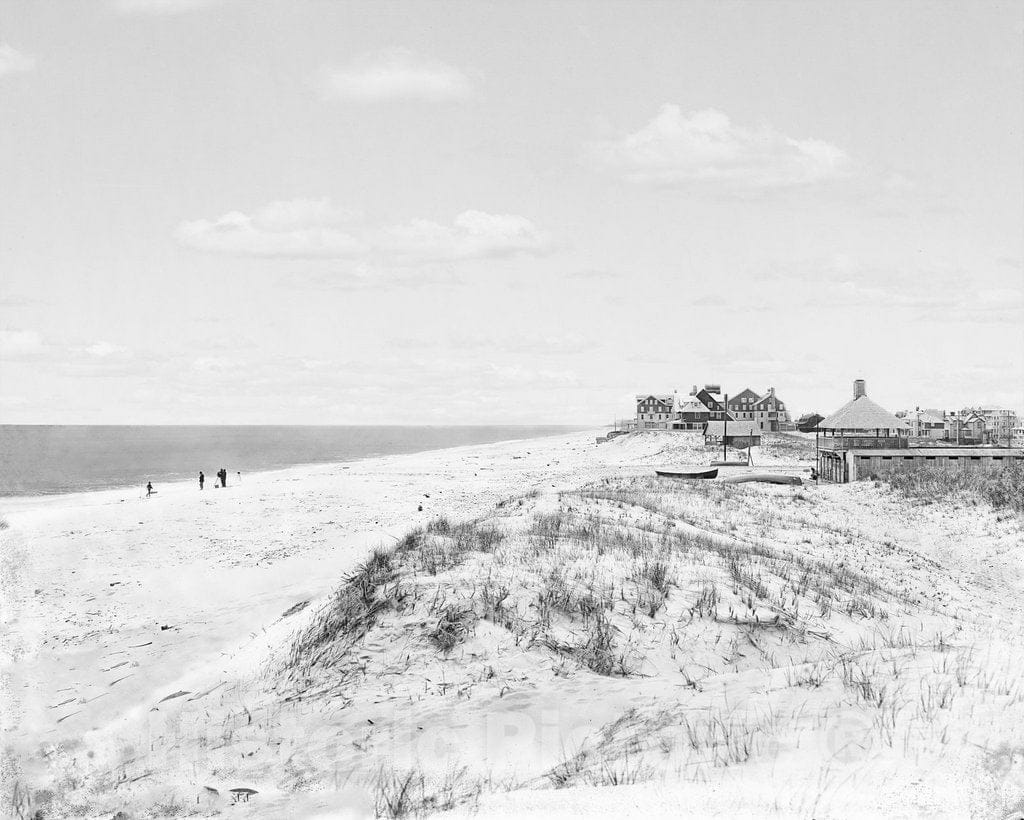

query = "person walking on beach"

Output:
[[146, 481, 153, 498], [219, 468, 227, 488], [199, 471, 205, 490]]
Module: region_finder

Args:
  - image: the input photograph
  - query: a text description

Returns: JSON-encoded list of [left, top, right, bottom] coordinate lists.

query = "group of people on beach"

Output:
[[198, 468, 231, 489], [145, 468, 237, 498]]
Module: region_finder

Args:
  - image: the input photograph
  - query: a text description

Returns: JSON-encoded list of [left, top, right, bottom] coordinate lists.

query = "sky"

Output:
[[1, 0, 1022, 425]]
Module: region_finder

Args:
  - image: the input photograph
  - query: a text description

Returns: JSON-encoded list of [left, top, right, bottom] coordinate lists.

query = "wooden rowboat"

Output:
[[655, 467, 718, 480], [720, 473, 802, 486]]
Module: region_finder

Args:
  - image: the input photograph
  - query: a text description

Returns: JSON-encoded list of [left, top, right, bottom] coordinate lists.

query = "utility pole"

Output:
[[722, 393, 729, 462]]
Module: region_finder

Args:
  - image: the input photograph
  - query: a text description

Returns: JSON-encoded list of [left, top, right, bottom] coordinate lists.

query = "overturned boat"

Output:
[[721, 473, 802, 486], [655, 466, 719, 480]]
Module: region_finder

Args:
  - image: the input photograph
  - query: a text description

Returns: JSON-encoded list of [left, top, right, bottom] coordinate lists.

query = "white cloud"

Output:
[[109, 0, 221, 14], [176, 199, 549, 263], [587, 105, 851, 189], [0, 329, 42, 357], [320, 49, 472, 103], [82, 341, 130, 358], [175, 198, 367, 258], [0, 44, 35, 77], [380, 211, 550, 261]]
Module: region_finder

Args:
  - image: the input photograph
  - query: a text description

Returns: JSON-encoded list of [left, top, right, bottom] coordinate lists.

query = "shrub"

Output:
[[885, 463, 1024, 513]]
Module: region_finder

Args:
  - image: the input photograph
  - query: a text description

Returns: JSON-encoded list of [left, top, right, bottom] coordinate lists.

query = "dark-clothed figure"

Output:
[[219, 468, 227, 488], [199, 471, 205, 490], [146, 481, 153, 497]]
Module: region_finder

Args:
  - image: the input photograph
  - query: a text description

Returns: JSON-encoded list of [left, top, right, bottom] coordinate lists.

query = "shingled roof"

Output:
[[818, 395, 908, 431]]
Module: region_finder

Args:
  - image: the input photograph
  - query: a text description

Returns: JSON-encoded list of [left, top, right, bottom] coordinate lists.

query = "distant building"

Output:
[[703, 420, 761, 448], [975, 406, 1018, 446], [750, 387, 792, 432], [672, 399, 711, 431], [726, 388, 762, 421], [945, 411, 986, 445], [904, 408, 946, 440], [796, 413, 824, 432], [635, 393, 677, 431], [690, 384, 732, 422]]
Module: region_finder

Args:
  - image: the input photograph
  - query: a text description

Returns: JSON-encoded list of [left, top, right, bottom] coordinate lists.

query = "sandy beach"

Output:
[[4, 430, 1024, 818], [2, 431, 606, 754]]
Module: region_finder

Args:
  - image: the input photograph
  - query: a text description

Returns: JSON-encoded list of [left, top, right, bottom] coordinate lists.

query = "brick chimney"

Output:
[[853, 379, 866, 399]]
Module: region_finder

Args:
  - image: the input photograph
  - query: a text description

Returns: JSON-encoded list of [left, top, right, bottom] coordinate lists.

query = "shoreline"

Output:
[[2, 428, 616, 772], [0, 424, 593, 502], [0, 427, 602, 513]]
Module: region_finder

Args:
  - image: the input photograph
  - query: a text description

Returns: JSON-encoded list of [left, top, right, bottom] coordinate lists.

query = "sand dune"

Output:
[[4, 431, 1023, 818]]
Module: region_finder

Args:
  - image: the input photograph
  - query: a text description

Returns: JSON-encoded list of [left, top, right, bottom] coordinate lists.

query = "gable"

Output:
[[728, 388, 762, 406]]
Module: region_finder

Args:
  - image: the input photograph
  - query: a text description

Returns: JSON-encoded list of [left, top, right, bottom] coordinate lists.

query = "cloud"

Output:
[[175, 198, 367, 258], [0, 44, 35, 77], [176, 198, 550, 263], [587, 105, 851, 189], [109, 0, 222, 14], [379, 211, 550, 262], [0, 329, 43, 358], [320, 49, 472, 103], [81, 341, 130, 358]]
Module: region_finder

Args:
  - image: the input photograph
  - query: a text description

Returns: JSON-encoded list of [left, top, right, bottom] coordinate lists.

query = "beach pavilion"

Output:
[[816, 380, 909, 481]]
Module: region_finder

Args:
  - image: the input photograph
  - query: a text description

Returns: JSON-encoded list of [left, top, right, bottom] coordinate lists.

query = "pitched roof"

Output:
[[818, 395, 909, 431], [905, 409, 945, 425], [704, 420, 759, 437], [727, 388, 761, 405], [635, 394, 674, 403], [678, 400, 709, 413]]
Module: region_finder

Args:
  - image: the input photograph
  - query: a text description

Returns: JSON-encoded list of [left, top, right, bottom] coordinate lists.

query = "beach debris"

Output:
[[188, 681, 226, 701], [281, 600, 309, 618], [230, 787, 258, 803], [158, 690, 191, 703]]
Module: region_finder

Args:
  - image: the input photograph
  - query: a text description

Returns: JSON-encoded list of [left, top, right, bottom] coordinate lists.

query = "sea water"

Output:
[[0, 425, 583, 496]]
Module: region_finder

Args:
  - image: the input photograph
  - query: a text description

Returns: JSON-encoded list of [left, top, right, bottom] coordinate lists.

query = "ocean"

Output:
[[0, 425, 585, 497]]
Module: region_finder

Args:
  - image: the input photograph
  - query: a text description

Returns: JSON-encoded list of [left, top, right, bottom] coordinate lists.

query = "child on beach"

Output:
[[146, 482, 153, 497], [199, 471, 205, 490]]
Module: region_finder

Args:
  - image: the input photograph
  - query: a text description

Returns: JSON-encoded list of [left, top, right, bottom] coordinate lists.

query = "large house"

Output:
[[635, 393, 677, 431], [690, 385, 731, 421], [635, 382, 801, 433], [725, 388, 762, 421], [725, 387, 793, 432], [672, 399, 711, 431], [751, 388, 792, 432]]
